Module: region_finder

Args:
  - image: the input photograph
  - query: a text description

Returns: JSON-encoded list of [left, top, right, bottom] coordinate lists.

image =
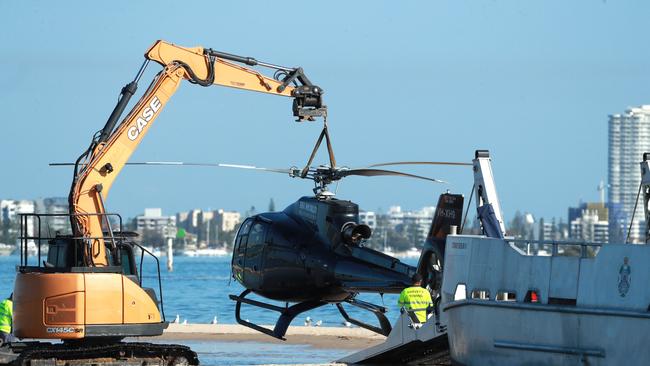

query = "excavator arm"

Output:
[[69, 40, 326, 266]]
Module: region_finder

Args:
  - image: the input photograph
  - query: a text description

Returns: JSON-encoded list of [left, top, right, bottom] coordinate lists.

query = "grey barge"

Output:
[[342, 150, 650, 365]]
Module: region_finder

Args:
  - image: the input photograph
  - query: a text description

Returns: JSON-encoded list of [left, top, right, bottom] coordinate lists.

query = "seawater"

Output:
[[0, 255, 417, 327], [153, 339, 353, 365]]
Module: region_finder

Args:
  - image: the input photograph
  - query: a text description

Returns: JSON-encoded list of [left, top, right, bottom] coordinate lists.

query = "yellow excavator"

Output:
[[9, 40, 325, 365]]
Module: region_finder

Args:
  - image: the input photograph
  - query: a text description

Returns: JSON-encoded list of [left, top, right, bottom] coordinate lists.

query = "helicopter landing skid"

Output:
[[336, 297, 393, 336], [229, 289, 327, 340]]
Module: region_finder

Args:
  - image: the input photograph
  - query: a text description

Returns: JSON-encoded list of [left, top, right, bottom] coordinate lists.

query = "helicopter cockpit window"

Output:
[[235, 219, 253, 254], [245, 221, 267, 262], [247, 222, 266, 248]]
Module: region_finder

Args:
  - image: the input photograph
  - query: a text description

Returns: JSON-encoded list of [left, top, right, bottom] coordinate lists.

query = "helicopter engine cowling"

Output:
[[341, 222, 372, 245]]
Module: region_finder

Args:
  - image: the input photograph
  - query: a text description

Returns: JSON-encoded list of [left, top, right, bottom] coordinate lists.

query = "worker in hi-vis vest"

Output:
[[0, 293, 13, 344], [398, 274, 433, 323]]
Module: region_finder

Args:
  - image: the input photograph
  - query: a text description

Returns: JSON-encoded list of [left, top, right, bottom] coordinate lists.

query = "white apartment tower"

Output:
[[136, 208, 176, 233], [608, 105, 650, 243]]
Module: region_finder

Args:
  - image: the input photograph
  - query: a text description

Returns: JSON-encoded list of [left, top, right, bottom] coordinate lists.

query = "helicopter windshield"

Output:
[[234, 219, 253, 254]]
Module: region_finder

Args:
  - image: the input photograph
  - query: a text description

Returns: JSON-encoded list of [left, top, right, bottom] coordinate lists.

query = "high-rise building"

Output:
[[608, 105, 650, 243], [538, 217, 569, 241], [1, 199, 35, 223], [386, 205, 435, 244], [35, 197, 69, 234], [136, 208, 176, 235], [175, 208, 241, 247], [215, 209, 241, 233], [0, 199, 36, 244], [569, 202, 609, 243], [359, 210, 377, 231]]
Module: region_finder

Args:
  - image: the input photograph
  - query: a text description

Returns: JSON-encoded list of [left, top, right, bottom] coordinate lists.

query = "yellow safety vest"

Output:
[[398, 286, 432, 323], [0, 299, 12, 334]]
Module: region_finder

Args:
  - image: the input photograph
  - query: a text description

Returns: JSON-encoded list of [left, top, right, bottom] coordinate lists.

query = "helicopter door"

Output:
[[243, 220, 268, 289]]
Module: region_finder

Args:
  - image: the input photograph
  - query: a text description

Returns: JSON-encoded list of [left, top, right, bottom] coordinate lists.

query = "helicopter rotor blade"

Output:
[[368, 161, 472, 168], [49, 162, 447, 183], [49, 161, 299, 176], [51, 161, 472, 168], [335, 168, 446, 183], [49, 161, 219, 167], [217, 163, 296, 175], [49, 162, 77, 166], [129, 161, 223, 166]]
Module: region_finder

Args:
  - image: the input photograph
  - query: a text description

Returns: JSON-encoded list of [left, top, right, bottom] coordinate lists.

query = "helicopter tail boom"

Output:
[[415, 193, 465, 298]]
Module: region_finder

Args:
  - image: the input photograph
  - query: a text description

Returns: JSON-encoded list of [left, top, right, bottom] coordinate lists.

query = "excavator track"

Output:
[[4, 341, 199, 366]]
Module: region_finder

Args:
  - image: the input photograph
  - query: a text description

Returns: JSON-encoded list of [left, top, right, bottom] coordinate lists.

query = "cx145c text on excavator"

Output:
[[6, 40, 326, 366]]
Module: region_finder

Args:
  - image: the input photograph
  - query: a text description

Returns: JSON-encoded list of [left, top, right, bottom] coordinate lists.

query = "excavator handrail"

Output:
[[130, 241, 166, 322], [17, 212, 124, 267]]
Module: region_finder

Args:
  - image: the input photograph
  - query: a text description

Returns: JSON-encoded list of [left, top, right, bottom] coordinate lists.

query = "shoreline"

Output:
[[136, 323, 385, 350], [0, 252, 421, 259]]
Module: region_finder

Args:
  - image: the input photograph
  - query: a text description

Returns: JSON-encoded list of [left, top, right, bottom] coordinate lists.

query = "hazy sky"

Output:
[[1, 0, 649, 222]]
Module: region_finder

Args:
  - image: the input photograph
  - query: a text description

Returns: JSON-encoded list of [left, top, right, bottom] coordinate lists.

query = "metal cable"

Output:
[[461, 184, 475, 234], [626, 182, 643, 244]]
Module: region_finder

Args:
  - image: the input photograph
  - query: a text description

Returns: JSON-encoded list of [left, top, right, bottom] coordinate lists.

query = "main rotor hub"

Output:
[[309, 166, 346, 197]]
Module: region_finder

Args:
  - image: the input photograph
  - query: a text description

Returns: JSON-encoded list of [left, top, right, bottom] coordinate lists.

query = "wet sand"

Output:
[[138, 323, 384, 350]]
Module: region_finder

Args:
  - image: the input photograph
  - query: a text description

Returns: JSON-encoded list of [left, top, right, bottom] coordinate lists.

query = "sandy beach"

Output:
[[140, 323, 385, 350]]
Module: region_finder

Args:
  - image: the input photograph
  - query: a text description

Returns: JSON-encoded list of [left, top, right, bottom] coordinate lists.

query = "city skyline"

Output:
[[1, 1, 649, 221]]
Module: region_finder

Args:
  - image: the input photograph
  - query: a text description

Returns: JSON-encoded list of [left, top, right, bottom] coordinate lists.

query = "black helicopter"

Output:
[[222, 125, 469, 339], [51, 125, 471, 339]]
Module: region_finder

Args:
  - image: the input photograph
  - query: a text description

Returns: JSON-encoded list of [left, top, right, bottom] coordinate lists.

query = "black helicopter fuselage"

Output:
[[231, 196, 415, 303]]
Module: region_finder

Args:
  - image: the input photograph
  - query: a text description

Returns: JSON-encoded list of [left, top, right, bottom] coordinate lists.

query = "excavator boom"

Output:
[[70, 40, 326, 267]]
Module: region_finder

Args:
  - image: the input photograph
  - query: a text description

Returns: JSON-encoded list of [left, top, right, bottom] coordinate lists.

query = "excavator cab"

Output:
[[44, 235, 86, 268], [45, 232, 139, 279], [14, 213, 166, 340]]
